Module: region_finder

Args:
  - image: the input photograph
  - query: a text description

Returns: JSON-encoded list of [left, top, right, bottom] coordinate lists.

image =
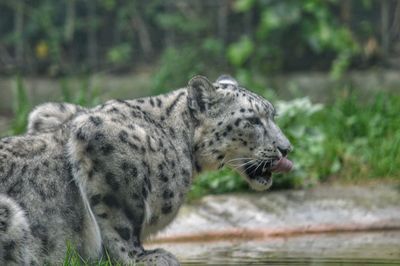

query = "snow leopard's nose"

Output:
[[278, 145, 292, 157]]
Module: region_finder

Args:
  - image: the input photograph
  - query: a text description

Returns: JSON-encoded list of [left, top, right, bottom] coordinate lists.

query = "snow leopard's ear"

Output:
[[188, 75, 218, 115], [216, 74, 238, 86]]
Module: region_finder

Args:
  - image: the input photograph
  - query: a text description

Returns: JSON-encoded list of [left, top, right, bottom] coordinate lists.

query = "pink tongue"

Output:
[[272, 157, 293, 173]]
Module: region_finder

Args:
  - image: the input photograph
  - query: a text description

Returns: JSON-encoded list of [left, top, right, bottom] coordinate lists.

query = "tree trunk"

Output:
[[218, 0, 229, 47], [14, 0, 24, 67], [381, 0, 390, 59], [87, 0, 97, 69], [164, 2, 176, 48], [340, 0, 352, 26], [65, 0, 76, 42], [131, 9, 154, 58], [390, 0, 400, 41]]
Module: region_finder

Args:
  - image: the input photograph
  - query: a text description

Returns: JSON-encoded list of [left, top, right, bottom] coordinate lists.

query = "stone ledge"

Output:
[[150, 184, 400, 243]]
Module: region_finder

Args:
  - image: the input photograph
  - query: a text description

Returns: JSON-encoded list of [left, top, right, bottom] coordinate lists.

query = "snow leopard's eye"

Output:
[[246, 117, 262, 126]]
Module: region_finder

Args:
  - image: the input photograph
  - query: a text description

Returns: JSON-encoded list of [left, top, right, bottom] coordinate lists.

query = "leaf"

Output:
[[233, 0, 256, 12], [227, 36, 254, 67], [106, 44, 132, 64]]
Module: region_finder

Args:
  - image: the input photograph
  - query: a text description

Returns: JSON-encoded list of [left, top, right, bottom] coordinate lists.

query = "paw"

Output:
[[137, 248, 180, 266]]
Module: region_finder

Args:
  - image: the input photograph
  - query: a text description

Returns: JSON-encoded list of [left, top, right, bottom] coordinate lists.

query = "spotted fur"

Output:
[[0, 75, 292, 265]]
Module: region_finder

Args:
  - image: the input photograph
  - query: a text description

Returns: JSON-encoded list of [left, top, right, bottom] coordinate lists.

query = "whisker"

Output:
[[230, 159, 258, 169], [243, 161, 259, 172], [253, 160, 264, 173], [225, 157, 255, 163], [262, 160, 268, 171], [228, 160, 255, 168]]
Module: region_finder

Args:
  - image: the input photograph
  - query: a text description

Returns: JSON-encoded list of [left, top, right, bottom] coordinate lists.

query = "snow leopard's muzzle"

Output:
[[243, 156, 293, 191]]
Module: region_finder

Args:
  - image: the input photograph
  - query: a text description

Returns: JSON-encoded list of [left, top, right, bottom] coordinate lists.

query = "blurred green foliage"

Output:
[[150, 0, 377, 92], [229, 0, 361, 81], [189, 168, 247, 200], [0, 0, 385, 80], [152, 41, 225, 93]]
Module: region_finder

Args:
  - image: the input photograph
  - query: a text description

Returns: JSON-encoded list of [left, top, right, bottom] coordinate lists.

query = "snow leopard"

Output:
[[0, 75, 292, 265]]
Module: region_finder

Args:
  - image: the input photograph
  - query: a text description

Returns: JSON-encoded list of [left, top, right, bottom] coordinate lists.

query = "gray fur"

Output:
[[27, 102, 85, 134], [0, 75, 292, 265]]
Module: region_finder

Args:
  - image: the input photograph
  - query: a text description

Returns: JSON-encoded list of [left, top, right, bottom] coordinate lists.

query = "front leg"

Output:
[[91, 195, 142, 263], [68, 114, 180, 265], [91, 196, 179, 265]]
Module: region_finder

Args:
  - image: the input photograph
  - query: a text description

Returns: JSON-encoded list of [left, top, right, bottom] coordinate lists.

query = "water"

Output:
[[146, 231, 400, 265], [182, 258, 399, 265]]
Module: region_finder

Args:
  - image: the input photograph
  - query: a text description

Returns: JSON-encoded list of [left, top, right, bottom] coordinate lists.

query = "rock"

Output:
[[152, 184, 400, 242]]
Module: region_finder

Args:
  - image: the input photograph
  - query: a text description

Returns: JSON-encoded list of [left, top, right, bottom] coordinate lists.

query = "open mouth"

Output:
[[243, 157, 293, 190]]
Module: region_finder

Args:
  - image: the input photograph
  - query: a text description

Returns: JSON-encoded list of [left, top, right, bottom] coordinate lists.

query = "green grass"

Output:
[[315, 92, 400, 181], [9, 75, 31, 135], [63, 243, 122, 266]]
